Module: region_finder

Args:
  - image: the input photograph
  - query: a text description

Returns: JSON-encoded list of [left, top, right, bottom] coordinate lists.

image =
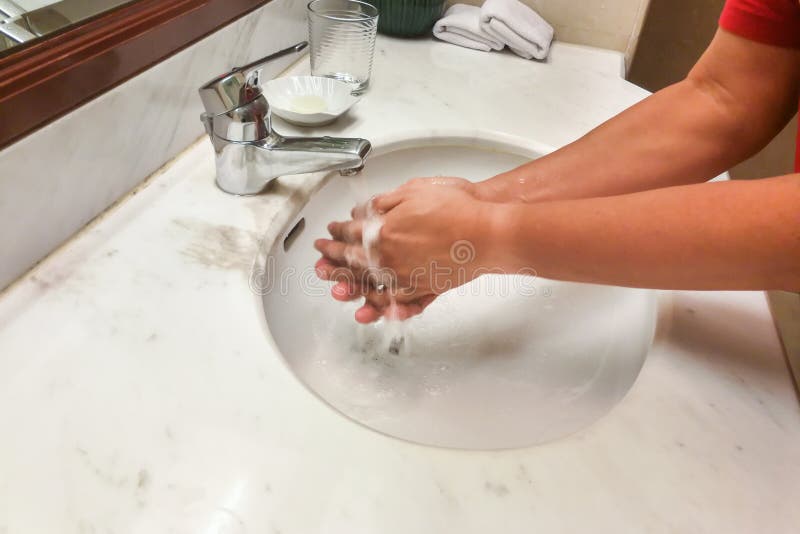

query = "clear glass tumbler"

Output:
[[307, 0, 379, 94]]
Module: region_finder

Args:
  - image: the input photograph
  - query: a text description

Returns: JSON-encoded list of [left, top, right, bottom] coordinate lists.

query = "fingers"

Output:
[[314, 239, 368, 269], [316, 258, 380, 305], [319, 262, 431, 310], [354, 294, 438, 324], [318, 264, 433, 311], [355, 304, 382, 323], [315, 257, 337, 280], [350, 180, 442, 223], [317, 257, 437, 324], [350, 189, 404, 221], [361, 285, 433, 310], [373, 191, 405, 213], [316, 257, 387, 291], [322, 186, 431, 325], [325, 276, 427, 324], [330, 281, 362, 302], [350, 194, 385, 220], [327, 220, 363, 244], [351, 202, 369, 220]]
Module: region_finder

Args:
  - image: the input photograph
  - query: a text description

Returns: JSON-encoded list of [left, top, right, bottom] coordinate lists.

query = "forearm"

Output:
[[476, 30, 800, 204], [486, 174, 800, 290], [478, 80, 758, 203]]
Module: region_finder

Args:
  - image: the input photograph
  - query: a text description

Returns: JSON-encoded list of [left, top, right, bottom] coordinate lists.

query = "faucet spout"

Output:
[[198, 42, 372, 195], [267, 134, 372, 177], [211, 131, 371, 195]]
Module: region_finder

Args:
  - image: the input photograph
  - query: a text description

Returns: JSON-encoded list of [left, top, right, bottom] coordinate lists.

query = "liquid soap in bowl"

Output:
[[291, 95, 328, 114]]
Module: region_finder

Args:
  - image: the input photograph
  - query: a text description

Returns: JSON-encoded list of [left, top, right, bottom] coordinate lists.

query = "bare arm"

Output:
[[476, 29, 800, 203], [316, 172, 800, 324], [314, 29, 800, 322], [487, 174, 800, 290]]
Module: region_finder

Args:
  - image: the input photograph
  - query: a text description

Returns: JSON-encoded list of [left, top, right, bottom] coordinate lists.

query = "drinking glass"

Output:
[[307, 0, 379, 94]]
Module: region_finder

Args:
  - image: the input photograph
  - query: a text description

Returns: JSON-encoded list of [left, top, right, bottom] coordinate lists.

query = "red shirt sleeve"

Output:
[[719, 0, 800, 48], [719, 1, 800, 172]]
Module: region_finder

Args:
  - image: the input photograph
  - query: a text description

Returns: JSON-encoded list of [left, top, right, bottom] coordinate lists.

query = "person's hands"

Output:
[[314, 177, 500, 323]]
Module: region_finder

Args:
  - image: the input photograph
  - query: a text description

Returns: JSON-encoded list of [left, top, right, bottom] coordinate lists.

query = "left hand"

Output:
[[314, 177, 499, 323]]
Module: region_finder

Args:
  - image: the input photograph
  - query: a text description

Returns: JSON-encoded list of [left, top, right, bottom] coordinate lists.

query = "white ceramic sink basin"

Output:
[[261, 133, 657, 450]]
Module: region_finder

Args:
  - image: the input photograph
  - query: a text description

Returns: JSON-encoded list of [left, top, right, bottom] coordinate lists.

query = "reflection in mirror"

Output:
[[0, 0, 133, 54]]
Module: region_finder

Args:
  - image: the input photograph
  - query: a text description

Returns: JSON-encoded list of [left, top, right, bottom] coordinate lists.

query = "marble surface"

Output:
[[0, 38, 798, 533], [6, 0, 58, 12], [0, 0, 307, 292]]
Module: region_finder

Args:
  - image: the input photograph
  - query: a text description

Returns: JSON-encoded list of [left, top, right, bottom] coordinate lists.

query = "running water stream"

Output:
[[347, 176, 409, 356]]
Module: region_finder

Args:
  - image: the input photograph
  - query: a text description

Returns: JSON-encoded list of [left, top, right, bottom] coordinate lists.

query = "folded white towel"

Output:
[[480, 0, 554, 60], [433, 4, 504, 52]]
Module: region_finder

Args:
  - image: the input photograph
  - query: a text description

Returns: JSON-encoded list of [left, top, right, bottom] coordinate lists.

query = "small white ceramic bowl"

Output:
[[263, 76, 360, 127]]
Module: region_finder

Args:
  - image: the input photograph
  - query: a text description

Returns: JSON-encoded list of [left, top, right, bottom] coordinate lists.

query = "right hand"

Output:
[[315, 176, 495, 323]]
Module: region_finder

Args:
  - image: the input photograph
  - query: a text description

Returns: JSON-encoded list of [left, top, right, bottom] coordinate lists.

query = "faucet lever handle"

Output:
[[198, 41, 308, 116]]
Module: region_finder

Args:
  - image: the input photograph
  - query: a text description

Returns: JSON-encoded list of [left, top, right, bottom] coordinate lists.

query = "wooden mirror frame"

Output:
[[0, 0, 271, 149]]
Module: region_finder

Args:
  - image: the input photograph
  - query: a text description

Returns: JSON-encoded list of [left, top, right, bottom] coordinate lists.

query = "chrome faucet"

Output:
[[198, 42, 372, 195]]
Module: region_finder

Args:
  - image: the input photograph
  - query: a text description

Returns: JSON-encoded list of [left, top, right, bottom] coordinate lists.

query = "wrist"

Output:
[[471, 179, 503, 202], [472, 201, 519, 272], [474, 166, 555, 204]]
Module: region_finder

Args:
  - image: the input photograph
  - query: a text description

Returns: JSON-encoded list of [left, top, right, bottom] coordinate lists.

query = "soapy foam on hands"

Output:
[[346, 183, 409, 354], [361, 205, 383, 271]]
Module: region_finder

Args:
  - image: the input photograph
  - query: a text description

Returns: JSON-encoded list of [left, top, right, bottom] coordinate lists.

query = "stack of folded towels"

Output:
[[433, 0, 554, 60]]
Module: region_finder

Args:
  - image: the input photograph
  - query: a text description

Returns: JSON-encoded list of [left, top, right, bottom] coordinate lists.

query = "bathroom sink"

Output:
[[260, 132, 657, 450]]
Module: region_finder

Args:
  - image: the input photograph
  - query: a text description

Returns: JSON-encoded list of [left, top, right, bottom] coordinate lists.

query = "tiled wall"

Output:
[[0, 0, 307, 291], [451, 0, 651, 65]]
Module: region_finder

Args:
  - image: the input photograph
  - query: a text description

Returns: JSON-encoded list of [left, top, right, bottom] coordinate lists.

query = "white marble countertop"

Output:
[[0, 37, 798, 534]]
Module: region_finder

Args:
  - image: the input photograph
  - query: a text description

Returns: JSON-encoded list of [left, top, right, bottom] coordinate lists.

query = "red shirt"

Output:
[[719, 0, 800, 172]]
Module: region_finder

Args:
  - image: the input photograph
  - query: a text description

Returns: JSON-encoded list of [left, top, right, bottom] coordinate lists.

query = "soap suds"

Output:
[[344, 184, 410, 356]]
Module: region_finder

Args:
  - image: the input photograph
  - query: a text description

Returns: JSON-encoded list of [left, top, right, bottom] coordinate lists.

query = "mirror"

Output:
[[0, 0, 268, 149], [0, 0, 133, 54]]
